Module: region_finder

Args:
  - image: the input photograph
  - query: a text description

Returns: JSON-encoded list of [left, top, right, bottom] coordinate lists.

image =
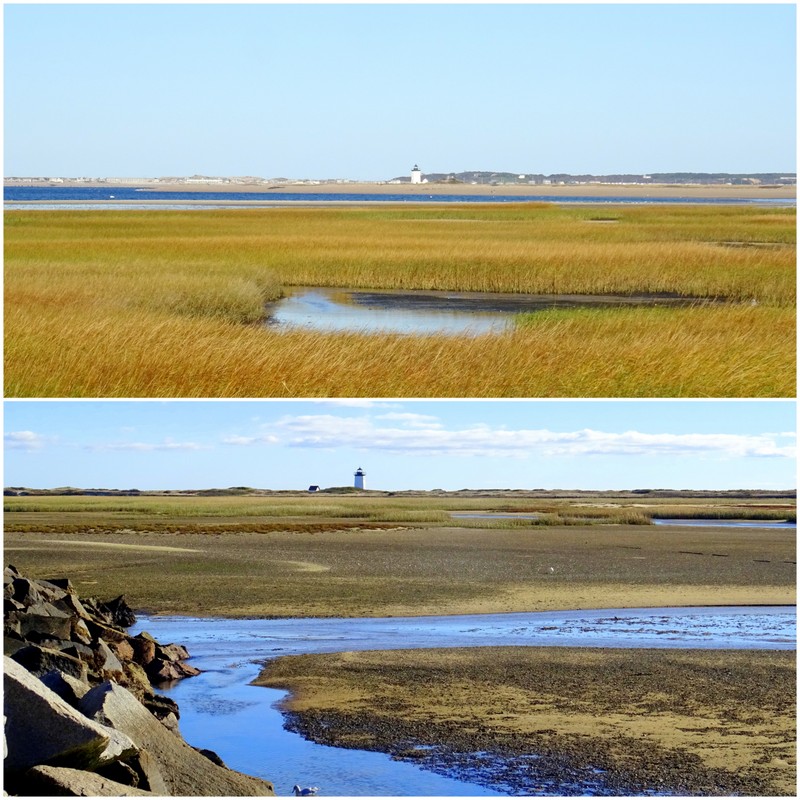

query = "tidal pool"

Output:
[[451, 512, 796, 529], [264, 287, 712, 336], [130, 607, 794, 797], [653, 518, 795, 528]]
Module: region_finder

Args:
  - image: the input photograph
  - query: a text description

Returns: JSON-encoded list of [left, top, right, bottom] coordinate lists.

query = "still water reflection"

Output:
[[265, 287, 711, 336]]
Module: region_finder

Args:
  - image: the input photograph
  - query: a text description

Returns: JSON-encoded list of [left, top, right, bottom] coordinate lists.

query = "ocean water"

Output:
[[5, 185, 795, 207]]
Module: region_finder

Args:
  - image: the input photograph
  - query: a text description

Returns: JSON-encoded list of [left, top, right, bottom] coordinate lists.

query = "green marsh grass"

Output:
[[5, 205, 795, 397], [7, 494, 792, 535]]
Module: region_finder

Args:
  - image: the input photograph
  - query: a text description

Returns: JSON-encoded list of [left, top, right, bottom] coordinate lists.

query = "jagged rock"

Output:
[[110, 638, 135, 663], [4, 657, 137, 773], [9, 607, 74, 640], [60, 593, 91, 621], [99, 595, 137, 628], [120, 661, 154, 700], [141, 694, 181, 733], [79, 681, 274, 795], [3, 633, 27, 657], [131, 632, 157, 666], [195, 747, 227, 767], [11, 644, 89, 682], [9, 578, 46, 606], [40, 670, 92, 707], [141, 693, 179, 720], [4, 596, 23, 612], [147, 658, 201, 684], [42, 576, 74, 592], [125, 750, 170, 794], [86, 618, 130, 644], [70, 617, 93, 645], [157, 643, 190, 662], [20, 765, 154, 796], [95, 759, 141, 788], [93, 639, 125, 680], [36, 580, 71, 603], [58, 641, 96, 664]]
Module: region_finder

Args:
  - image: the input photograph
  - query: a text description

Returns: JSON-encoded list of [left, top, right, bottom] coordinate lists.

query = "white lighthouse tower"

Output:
[[354, 467, 366, 490], [410, 164, 422, 184]]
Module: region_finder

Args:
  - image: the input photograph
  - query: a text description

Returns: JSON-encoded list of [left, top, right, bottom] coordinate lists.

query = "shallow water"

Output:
[[264, 287, 711, 336], [451, 512, 796, 529], [653, 518, 795, 528], [5, 186, 796, 206], [129, 607, 795, 796]]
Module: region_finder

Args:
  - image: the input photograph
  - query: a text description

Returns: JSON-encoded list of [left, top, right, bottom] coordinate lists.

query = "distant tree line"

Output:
[[392, 171, 796, 185]]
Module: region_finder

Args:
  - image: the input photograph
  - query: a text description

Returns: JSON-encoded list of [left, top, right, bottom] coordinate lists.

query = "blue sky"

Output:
[[4, 400, 795, 491], [4, 4, 796, 178]]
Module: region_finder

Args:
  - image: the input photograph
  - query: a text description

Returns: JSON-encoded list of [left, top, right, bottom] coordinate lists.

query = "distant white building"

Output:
[[410, 165, 422, 184], [354, 467, 366, 490]]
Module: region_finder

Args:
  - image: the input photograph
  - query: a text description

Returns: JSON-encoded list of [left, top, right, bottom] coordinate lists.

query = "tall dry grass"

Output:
[[5, 302, 794, 397], [5, 205, 795, 397]]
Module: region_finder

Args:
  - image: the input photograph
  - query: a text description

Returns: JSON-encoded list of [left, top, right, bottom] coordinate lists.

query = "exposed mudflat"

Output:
[[257, 646, 796, 796], [6, 524, 794, 618]]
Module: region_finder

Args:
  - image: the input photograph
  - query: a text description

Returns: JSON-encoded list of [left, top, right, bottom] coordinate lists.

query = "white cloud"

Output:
[[89, 440, 208, 452], [375, 412, 443, 429], [4, 431, 50, 450], [230, 415, 797, 460], [223, 434, 279, 446]]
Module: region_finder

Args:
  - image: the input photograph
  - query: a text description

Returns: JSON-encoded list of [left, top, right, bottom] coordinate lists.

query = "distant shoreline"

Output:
[[5, 179, 796, 200]]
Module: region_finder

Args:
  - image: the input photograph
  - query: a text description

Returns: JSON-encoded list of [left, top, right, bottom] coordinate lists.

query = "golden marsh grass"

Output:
[[5, 205, 795, 397]]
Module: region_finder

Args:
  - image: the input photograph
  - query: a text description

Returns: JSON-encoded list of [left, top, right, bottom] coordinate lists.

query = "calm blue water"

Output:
[[129, 607, 795, 797], [451, 513, 796, 529], [4, 186, 795, 206], [653, 518, 795, 528], [266, 287, 710, 337]]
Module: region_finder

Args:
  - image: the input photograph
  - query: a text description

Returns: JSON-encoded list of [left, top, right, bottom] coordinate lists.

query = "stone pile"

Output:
[[4, 565, 275, 796]]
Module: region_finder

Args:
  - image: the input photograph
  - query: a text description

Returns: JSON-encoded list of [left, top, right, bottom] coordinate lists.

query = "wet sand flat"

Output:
[[4, 524, 794, 618], [256, 645, 796, 795]]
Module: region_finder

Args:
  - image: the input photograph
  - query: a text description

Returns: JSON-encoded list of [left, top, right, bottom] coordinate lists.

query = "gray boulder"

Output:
[[22, 765, 154, 796], [11, 644, 89, 682], [130, 632, 157, 666], [79, 681, 274, 795], [4, 657, 137, 773], [97, 750, 170, 794], [147, 658, 201, 684], [40, 670, 92, 707], [92, 639, 125, 680], [8, 606, 73, 641]]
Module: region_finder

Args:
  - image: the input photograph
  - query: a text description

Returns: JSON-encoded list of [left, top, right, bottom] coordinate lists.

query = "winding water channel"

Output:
[[130, 606, 795, 796]]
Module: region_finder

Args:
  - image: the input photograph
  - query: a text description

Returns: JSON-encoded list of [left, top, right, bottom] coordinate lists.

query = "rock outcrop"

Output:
[[3, 565, 275, 796]]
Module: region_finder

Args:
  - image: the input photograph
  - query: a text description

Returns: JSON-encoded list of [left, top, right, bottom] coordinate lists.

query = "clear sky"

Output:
[[4, 400, 795, 491], [4, 3, 796, 179]]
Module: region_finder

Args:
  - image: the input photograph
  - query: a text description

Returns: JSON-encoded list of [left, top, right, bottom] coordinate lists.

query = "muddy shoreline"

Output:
[[256, 646, 796, 796]]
